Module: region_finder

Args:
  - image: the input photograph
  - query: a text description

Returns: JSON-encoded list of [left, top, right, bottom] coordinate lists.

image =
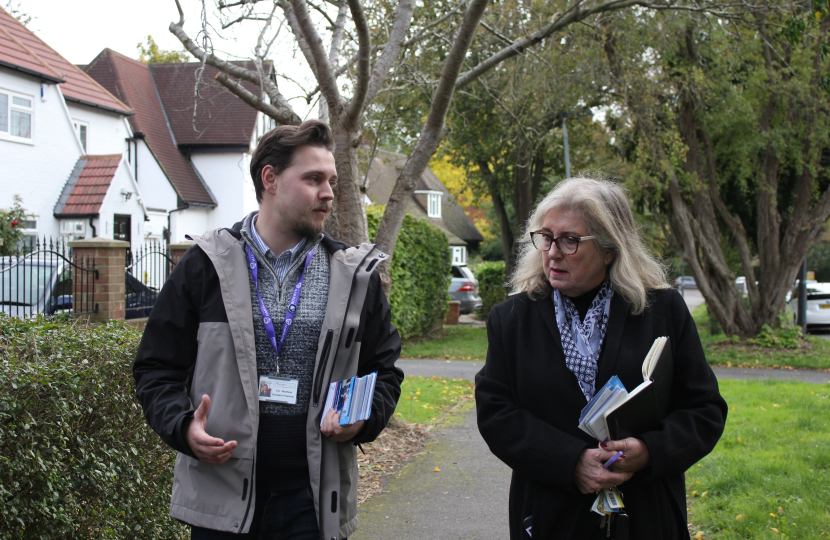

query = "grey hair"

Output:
[[509, 177, 668, 315]]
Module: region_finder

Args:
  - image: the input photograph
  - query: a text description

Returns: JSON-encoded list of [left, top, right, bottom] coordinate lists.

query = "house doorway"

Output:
[[114, 215, 132, 264]]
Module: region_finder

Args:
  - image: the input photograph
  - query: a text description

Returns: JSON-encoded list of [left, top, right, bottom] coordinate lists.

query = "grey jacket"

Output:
[[133, 224, 403, 538]]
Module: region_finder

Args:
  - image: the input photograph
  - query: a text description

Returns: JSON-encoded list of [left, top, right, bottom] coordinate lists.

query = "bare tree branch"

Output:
[[286, 0, 342, 111], [374, 0, 492, 289], [363, 0, 416, 107], [345, 0, 372, 124], [216, 71, 302, 124]]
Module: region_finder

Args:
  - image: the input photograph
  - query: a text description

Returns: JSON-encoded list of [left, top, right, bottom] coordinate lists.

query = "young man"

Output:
[[133, 120, 403, 539]]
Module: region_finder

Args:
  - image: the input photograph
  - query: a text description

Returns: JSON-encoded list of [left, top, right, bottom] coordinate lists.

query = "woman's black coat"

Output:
[[475, 288, 727, 539]]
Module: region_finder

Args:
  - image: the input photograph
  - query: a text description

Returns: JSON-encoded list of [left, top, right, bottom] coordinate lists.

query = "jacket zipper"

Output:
[[312, 246, 378, 407], [239, 456, 256, 531], [313, 329, 334, 406]]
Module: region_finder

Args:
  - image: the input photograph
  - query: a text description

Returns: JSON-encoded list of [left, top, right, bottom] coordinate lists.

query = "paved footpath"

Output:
[[352, 358, 829, 539]]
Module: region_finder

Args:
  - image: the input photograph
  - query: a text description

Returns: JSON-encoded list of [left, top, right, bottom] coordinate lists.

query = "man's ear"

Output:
[[261, 165, 278, 196]]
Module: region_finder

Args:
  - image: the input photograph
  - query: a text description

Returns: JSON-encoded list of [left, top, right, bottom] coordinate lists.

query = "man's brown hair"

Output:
[[249, 120, 336, 202]]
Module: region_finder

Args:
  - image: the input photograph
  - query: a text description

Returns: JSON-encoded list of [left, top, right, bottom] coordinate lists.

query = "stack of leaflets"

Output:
[[578, 336, 671, 442], [319, 372, 377, 427]]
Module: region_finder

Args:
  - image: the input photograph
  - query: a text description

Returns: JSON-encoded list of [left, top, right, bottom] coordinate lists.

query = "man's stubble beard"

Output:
[[291, 207, 329, 240]]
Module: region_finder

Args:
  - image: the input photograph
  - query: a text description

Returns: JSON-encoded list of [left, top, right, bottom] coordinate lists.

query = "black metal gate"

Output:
[[0, 237, 98, 318], [125, 241, 178, 319]]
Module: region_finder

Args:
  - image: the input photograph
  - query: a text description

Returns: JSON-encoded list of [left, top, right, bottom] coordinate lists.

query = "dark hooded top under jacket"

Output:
[[475, 288, 727, 540], [133, 221, 403, 538]]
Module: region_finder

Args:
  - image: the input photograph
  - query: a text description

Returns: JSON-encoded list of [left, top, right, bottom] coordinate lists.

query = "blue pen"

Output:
[[603, 451, 624, 469]]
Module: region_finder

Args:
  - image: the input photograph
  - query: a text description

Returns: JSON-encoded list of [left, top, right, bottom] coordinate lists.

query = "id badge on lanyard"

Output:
[[247, 244, 315, 404]]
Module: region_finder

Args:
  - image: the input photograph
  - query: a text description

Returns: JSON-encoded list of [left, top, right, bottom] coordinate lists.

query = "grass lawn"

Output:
[[691, 304, 830, 371], [392, 375, 475, 424], [687, 379, 830, 539], [400, 325, 488, 360]]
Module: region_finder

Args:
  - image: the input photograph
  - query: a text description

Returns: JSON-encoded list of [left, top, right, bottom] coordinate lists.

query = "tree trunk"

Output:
[[479, 159, 515, 271], [328, 126, 369, 246]]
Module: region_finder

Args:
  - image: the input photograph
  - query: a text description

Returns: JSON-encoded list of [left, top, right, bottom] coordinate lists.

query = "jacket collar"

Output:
[[227, 217, 348, 255]]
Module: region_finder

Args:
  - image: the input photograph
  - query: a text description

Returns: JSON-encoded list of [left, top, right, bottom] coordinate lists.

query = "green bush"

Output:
[[475, 261, 507, 320], [0, 316, 186, 539], [367, 206, 450, 339]]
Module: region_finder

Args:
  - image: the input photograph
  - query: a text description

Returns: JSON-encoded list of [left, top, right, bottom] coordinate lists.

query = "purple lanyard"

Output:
[[246, 243, 315, 374]]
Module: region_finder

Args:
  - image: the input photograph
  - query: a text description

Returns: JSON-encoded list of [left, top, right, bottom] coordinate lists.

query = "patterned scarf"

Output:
[[553, 279, 614, 401]]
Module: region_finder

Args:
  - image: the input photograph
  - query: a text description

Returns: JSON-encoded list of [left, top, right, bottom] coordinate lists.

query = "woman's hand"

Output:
[[574, 448, 634, 494], [600, 438, 650, 474]]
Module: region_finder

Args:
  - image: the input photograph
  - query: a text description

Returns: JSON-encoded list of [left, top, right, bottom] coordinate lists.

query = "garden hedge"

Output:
[[475, 261, 508, 320], [367, 206, 450, 339], [0, 316, 186, 539]]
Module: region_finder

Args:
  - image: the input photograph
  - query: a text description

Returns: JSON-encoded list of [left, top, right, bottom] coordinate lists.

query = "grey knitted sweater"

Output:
[[240, 213, 330, 492]]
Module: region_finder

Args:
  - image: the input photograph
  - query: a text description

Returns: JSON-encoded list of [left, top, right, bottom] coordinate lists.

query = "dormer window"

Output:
[[416, 190, 442, 218]]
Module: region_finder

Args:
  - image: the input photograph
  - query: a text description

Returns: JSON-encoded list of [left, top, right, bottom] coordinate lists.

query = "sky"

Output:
[[20, 0, 190, 64], [16, 0, 317, 117]]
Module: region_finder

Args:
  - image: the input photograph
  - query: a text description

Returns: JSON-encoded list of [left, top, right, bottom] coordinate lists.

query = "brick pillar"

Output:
[[445, 301, 461, 325], [69, 238, 130, 321], [168, 241, 196, 270]]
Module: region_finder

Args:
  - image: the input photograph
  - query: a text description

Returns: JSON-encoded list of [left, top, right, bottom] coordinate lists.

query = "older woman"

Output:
[[475, 178, 726, 539]]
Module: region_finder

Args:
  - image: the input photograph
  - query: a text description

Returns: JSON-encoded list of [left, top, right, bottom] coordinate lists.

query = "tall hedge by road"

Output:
[[367, 206, 450, 339], [0, 316, 186, 539]]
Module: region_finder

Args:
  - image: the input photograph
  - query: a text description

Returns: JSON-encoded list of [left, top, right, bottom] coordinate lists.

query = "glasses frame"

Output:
[[529, 231, 596, 255]]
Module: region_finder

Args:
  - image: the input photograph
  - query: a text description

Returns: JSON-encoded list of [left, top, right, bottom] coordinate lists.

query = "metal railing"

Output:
[[125, 241, 179, 320], [0, 236, 98, 318]]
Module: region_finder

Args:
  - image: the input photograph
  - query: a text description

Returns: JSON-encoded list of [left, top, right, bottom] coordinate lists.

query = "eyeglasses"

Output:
[[529, 231, 595, 255]]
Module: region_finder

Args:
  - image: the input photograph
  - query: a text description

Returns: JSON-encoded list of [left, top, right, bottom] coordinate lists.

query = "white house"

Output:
[[0, 7, 147, 249], [83, 49, 264, 243], [1, 8, 264, 253]]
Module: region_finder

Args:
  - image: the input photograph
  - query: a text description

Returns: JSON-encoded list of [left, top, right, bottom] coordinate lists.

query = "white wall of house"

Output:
[[132, 140, 177, 212], [170, 206, 210, 242], [192, 152, 257, 230], [0, 74, 81, 240], [94, 161, 146, 251], [65, 104, 131, 156]]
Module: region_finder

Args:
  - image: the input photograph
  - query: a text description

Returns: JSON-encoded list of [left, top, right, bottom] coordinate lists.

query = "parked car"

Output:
[[450, 263, 482, 314], [787, 281, 830, 329], [0, 256, 68, 318], [674, 276, 697, 290], [1, 256, 158, 319]]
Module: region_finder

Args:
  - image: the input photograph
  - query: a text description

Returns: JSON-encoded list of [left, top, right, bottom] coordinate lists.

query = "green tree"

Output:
[[600, 3, 830, 336], [137, 35, 189, 63]]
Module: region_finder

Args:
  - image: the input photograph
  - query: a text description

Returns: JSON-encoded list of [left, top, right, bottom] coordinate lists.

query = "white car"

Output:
[[787, 281, 830, 328]]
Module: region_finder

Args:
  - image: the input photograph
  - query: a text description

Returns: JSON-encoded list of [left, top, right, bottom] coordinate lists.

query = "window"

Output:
[[0, 90, 33, 140], [452, 246, 466, 265], [416, 190, 443, 218], [428, 193, 441, 218], [20, 216, 38, 235], [60, 220, 86, 235], [73, 121, 88, 152]]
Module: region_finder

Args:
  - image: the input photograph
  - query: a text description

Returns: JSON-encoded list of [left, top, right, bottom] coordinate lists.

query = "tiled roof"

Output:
[[149, 62, 262, 147], [363, 150, 484, 245], [83, 49, 215, 206], [0, 8, 131, 115], [54, 155, 122, 216]]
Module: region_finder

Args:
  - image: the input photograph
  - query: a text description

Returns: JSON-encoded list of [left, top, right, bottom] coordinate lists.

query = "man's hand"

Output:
[[320, 409, 365, 442], [573, 447, 634, 494], [185, 394, 237, 465]]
